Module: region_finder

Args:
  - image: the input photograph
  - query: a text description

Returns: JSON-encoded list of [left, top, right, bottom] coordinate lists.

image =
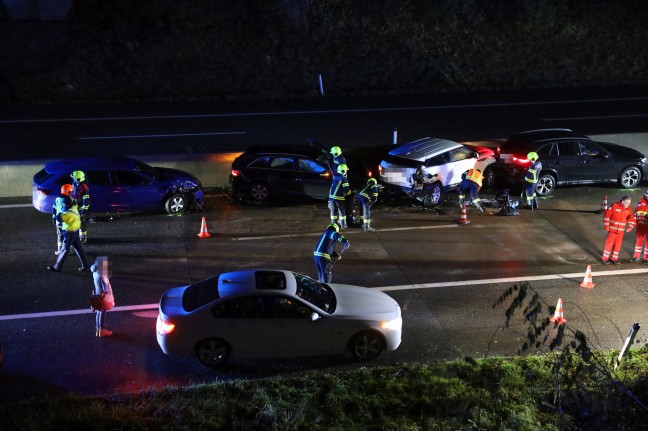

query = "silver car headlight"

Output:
[[381, 317, 402, 331]]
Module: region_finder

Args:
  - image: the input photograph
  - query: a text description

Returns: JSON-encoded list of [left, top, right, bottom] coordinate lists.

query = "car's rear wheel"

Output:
[[250, 183, 270, 202], [481, 165, 496, 190], [165, 194, 188, 214], [619, 166, 641, 188], [349, 331, 385, 361], [422, 182, 442, 208], [195, 338, 230, 368], [535, 174, 556, 196]]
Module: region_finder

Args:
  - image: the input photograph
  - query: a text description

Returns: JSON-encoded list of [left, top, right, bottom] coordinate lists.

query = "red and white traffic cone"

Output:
[[459, 203, 470, 225], [579, 265, 595, 289], [597, 195, 608, 214], [197, 217, 211, 238], [549, 298, 567, 324]]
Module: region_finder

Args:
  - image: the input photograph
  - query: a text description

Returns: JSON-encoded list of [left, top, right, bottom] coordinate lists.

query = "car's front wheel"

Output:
[[535, 174, 556, 196], [250, 183, 271, 202], [349, 331, 385, 361], [165, 194, 188, 214], [481, 165, 496, 190], [619, 166, 641, 188], [194, 338, 230, 368], [421, 182, 442, 208]]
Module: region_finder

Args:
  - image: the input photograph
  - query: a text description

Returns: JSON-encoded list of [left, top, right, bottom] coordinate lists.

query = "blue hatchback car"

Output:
[[33, 156, 203, 214]]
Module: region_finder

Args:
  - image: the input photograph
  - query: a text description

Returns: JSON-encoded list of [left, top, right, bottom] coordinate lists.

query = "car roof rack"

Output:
[[518, 128, 573, 134]]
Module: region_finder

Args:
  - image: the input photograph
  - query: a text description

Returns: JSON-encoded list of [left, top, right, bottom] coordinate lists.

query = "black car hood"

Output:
[[598, 142, 646, 159]]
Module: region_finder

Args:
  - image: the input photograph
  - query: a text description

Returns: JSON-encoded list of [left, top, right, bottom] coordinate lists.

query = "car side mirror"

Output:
[[311, 312, 322, 321]]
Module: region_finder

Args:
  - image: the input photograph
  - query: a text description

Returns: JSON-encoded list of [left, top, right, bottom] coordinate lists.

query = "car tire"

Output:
[[194, 338, 230, 368], [165, 194, 188, 214], [481, 165, 496, 190], [349, 331, 385, 361], [535, 174, 556, 196], [422, 182, 442, 208], [619, 166, 641, 189], [250, 183, 271, 202]]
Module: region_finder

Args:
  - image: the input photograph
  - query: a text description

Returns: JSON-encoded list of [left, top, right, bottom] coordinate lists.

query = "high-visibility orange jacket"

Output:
[[464, 169, 483, 188], [603, 202, 636, 233], [635, 196, 648, 226]]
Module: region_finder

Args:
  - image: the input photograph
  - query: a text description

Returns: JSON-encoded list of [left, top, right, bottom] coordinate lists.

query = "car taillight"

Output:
[[231, 169, 240, 177], [512, 155, 531, 165], [378, 166, 383, 176], [156, 316, 175, 335], [495, 146, 500, 157]]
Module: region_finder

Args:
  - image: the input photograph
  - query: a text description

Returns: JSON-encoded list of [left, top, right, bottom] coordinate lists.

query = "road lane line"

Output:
[[543, 113, 648, 121], [232, 224, 458, 241], [77, 131, 246, 140], [0, 203, 32, 208], [2, 268, 646, 321]]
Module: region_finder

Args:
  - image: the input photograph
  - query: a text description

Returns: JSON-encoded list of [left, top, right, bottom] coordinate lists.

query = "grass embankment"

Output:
[[2, 348, 646, 430]]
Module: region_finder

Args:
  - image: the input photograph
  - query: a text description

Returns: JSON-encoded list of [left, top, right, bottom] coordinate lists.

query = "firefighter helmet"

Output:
[[71, 170, 86, 182], [337, 164, 348, 175], [527, 152, 539, 162], [367, 178, 377, 185], [328, 223, 340, 233], [330, 146, 342, 157], [60, 184, 74, 196]]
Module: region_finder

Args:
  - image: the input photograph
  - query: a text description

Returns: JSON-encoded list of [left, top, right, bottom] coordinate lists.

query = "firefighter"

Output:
[[313, 223, 350, 283], [71, 170, 90, 243], [631, 190, 648, 263], [53, 184, 74, 255], [329, 164, 350, 228], [523, 152, 542, 209], [602, 196, 635, 265], [329, 146, 355, 225], [47, 198, 91, 272], [458, 168, 484, 212], [330, 146, 347, 168], [358, 177, 379, 232]]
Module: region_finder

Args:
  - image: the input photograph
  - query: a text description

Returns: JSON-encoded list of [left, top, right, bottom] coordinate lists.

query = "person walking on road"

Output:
[[329, 164, 350, 228], [53, 184, 74, 255], [358, 177, 379, 232], [47, 199, 91, 272], [602, 196, 636, 265], [71, 170, 90, 243], [631, 190, 648, 264], [313, 223, 350, 283], [522, 152, 542, 209], [91, 256, 115, 337], [458, 168, 485, 212]]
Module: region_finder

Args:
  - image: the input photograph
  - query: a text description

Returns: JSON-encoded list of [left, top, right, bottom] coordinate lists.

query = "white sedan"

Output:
[[156, 269, 402, 368]]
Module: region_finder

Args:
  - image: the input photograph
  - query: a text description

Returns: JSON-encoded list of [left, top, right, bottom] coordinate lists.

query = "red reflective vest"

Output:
[[635, 196, 648, 226], [465, 169, 483, 188], [603, 202, 636, 233]]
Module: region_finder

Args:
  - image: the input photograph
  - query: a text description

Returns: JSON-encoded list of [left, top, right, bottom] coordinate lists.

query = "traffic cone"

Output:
[[579, 265, 595, 289], [459, 203, 470, 224], [197, 217, 211, 238], [597, 195, 608, 214], [549, 298, 567, 324]]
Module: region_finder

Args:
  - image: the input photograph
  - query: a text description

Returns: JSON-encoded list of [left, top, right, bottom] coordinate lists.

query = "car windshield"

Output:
[[292, 272, 336, 313], [134, 160, 161, 181]]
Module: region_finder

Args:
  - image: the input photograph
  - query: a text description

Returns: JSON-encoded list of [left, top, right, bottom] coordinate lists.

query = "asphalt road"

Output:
[[0, 185, 647, 403]]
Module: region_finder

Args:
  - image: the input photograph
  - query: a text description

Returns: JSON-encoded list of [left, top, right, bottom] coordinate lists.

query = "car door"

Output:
[[430, 147, 476, 188], [111, 169, 162, 210], [578, 140, 614, 182], [297, 158, 331, 199], [265, 156, 299, 197], [555, 141, 586, 182], [80, 170, 114, 212]]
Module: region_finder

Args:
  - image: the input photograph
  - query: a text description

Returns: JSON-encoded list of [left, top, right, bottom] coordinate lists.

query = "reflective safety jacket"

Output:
[[524, 160, 542, 184], [72, 181, 90, 216], [464, 169, 483, 188], [604, 202, 636, 233], [313, 226, 349, 260], [57, 205, 81, 232], [635, 196, 648, 226], [52, 195, 68, 225], [358, 181, 378, 203], [333, 154, 347, 168], [329, 174, 349, 201]]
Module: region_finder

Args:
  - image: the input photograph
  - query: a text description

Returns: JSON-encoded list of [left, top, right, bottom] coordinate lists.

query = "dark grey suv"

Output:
[[494, 129, 648, 196]]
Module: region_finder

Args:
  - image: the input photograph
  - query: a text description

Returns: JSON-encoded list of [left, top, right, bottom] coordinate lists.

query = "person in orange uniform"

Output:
[[631, 190, 648, 264], [458, 168, 484, 212], [602, 196, 635, 265]]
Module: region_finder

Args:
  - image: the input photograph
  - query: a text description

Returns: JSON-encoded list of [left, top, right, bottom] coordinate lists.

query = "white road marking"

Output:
[[77, 131, 246, 140], [1, 268, 646, 321], [543, 113, 648, 121], [0, 203, 32, 208], [232, 224, 458, 241]]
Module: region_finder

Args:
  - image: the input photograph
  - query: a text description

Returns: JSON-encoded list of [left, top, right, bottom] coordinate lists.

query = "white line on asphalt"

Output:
[[543, 113, 648, 121], [232, 224, 458, 241], [1, 268, 646, 322], [77, 131, 247, 140], [2, 96, 648, 124], [0, 203, 32, 208]]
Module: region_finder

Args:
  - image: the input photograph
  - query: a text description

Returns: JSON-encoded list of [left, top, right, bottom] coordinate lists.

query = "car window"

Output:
[[425, 153, 447, 167], [255, 271, 287, 290], [269, 157, 296, 171], [272, 296, 313, 319], [557, 142, 580, 156], [134, 161, 161, 181], [579, 141, 601, 156], [249, 156, 271, 168], [536, 143, 556, 157], [292, 272, 336, 313], [450, 147, 474, 162], [113, 170, 153, 186], [298, 158, 327, 173], [86, 170, 112, 185], [212, 296, 275, 318], [182, 275, 221, 312]]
